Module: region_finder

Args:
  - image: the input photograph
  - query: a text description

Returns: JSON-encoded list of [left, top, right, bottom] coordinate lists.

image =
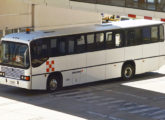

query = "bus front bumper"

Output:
[[0, 77, 31, 89]]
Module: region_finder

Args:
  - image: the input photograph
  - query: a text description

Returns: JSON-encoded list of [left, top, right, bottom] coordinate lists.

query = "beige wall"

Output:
[[0, 0, 101, 31], [34, 5, 101, 30], [0, 0, 31, 29]]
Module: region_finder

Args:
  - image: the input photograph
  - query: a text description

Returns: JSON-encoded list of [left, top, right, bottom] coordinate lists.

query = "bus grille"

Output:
[[1, 66, 24, 80]]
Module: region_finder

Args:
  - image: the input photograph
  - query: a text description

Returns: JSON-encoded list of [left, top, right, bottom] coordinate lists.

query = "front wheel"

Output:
[[122, 64, 135, 80], [47, 75, 60, 92]]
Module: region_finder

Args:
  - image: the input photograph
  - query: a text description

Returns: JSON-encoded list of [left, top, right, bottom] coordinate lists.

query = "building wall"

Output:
[[0, 0, 31, 38], [0, 0, 101, 38], [34, 5, 101, 30], [0, 0, 31, 29]]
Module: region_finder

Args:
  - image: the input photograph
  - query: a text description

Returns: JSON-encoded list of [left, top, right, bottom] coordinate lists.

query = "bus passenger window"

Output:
[[160, 25, 164, 42], [59, 40, 66, 55], [106, 32, 112, 41], [68, 39, 75, 54], [127, 30, 135, 46], [76, 35, 86, 53], [142, 27, 151, 43], [96, 33, 104, 50], [115, 33, 122, 47], [30, 39, 49, 67], [96, 33, 104, 43], [87, 34, 95, 51], [106, 32, 114, 49], [50, 38, 59, 57], [151, 26, 158, 42]]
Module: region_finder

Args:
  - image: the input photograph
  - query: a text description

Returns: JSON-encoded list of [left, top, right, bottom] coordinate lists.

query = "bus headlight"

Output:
[[0, 72, 5, 77], [20, 75, 30, 81]]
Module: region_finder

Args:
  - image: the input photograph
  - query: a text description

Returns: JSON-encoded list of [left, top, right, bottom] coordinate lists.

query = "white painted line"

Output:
[[78, 96, 101, 101], [72, 93, 94, 98], [153, 114, 165, 119], [149, 110, 165, 116], [130, 107, 157, 114]]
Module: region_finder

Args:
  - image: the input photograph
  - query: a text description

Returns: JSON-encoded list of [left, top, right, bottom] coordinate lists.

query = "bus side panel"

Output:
[[142, 43, 159, 72], [124, 45, 143, 74], [105, 48, 124, 79], [55, 54, 86, 71], [86, 66, 105, 82], [86, 51, 106, 82], [159, 41, 165, 67], [59, 54, 87, 87], [32, 75, 47, 90], [106, 63, 123, 79], [106, 48, 124, 64], [31, 62, 48, 90]]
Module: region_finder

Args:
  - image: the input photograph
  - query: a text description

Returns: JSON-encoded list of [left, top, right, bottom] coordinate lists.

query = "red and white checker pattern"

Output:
[[46, 60, 55, 73], [128, 14, 165, 22]]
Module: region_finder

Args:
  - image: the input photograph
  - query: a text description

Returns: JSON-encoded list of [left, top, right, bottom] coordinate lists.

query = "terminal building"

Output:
[[0, 0, 165, 39]]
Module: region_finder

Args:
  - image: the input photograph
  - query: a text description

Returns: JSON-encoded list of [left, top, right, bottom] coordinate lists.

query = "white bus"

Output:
[[0, 19, 165, 92]]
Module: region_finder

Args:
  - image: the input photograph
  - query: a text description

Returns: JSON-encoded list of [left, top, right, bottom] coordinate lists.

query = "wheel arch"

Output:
[[47, 71, 63, 88], [122, 60, 136, 74]]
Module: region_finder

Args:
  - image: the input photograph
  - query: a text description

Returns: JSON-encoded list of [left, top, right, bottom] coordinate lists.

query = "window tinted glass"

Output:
[[142, 27, 151, 43], [127, 30, 135, 46], [87, 34, 95, 51], [96, 33, 105, 50], [87, 34, 94, 44], [31, 39, 49, 67], [151, 26, 158, 42], [126, 28, 142, 46], [50, 38, 59, 57], [96, 33, 104, 43], [76, 35, 86, 53], [68, 39, 75, 54], [160, 25, 164, 42], [106, 32, 114, 49], [59, 39, 66, 55], [115, 33, 123, 47]]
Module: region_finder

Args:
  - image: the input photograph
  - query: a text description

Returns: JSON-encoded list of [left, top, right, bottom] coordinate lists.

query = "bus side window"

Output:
[[151, 26, 159, 42], [30, 39, 49, 67], [159, 25, 164, 42], [126, 29, 142, 46], [127, 30, 135, 46], [96, 32, 105, 50], [50, 38, 59, 57], [59, 39, 66, 55], [142, 27, 151, 44], [68, 38, 75, 54], [87, 33, 95, 52], [106, 31, 114, 49], [114, 33, 122, 47], [76, 35, 86, 53]]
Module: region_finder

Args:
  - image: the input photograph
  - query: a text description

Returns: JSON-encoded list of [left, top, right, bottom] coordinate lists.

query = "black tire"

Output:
[[47, 75, 60, 92], [122, 64, 135, 80]]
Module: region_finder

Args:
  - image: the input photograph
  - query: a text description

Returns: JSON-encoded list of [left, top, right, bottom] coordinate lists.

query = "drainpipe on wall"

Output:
[[31, 4, 35, 30]]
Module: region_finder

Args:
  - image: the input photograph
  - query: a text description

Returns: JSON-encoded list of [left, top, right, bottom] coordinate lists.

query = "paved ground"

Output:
[[1, 66, 165, 120]]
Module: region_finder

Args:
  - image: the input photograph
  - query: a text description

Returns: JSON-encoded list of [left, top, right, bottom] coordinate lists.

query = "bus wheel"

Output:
[[122, 64, 135, 80], [47, 75, 59, 92]]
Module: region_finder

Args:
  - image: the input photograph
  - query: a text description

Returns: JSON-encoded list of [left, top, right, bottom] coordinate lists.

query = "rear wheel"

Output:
[[122, 64, 135, 80], [47, 75, 60, 92]]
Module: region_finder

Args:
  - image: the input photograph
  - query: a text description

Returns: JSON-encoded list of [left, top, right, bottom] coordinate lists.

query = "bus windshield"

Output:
[[0, 41, 30, 68]]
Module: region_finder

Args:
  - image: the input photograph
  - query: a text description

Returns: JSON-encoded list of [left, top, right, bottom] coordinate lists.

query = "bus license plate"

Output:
[[9, 81, 15, 85]]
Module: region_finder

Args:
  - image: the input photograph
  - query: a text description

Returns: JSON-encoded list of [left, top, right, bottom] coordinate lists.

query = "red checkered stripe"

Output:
[[46, 60, 55, 72]]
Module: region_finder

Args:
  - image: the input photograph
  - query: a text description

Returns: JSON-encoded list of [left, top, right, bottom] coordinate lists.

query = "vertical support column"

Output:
[[31, 4, 35, 30]]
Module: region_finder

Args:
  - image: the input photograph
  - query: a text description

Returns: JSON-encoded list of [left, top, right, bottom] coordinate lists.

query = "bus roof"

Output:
[[2, 19, 164, 44]]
